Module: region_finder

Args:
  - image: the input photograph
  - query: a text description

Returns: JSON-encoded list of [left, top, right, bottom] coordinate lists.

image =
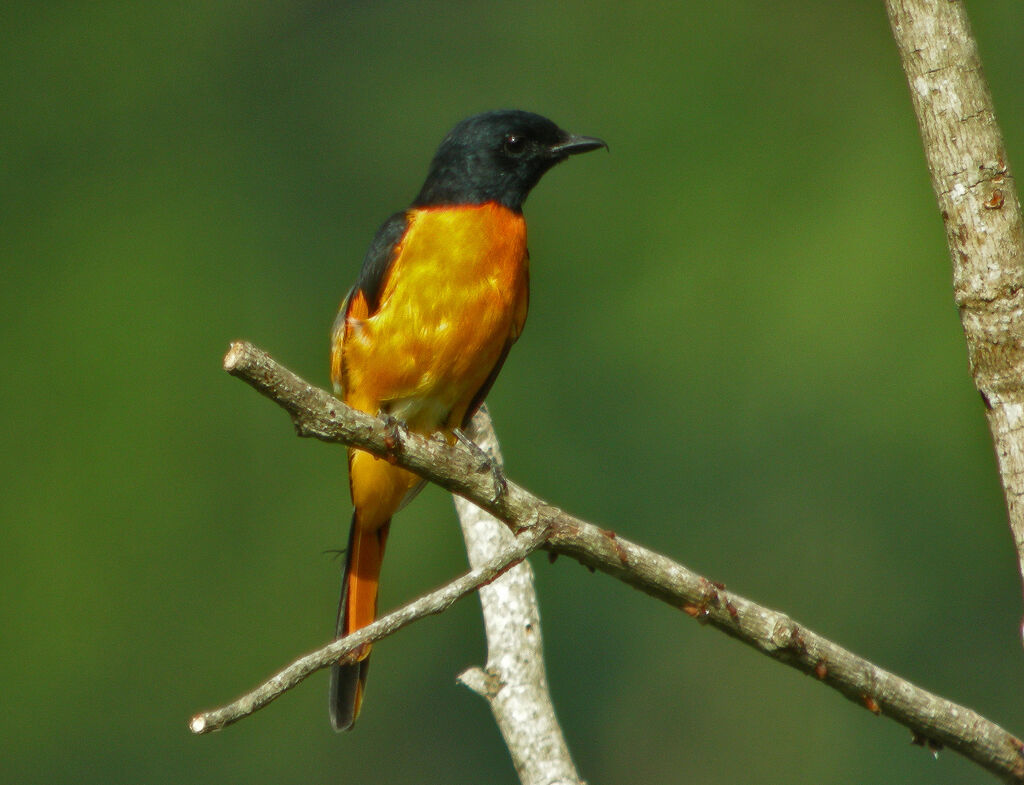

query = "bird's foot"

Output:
[[378, 411, 408, 463], [453, 427, 507, 506]]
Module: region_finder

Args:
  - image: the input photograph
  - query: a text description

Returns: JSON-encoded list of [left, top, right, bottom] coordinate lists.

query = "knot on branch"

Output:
[[458, 666, 505, 699]]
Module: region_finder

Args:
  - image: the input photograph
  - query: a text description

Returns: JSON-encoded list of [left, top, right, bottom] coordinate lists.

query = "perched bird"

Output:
[[329, 109, 605, 730]]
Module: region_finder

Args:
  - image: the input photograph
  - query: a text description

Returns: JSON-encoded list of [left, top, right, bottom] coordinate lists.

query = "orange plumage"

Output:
[[329, 204, 528, 728], [327, 110, 604, 731]]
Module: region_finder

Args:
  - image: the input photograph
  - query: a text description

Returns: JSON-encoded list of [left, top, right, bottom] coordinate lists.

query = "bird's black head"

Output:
[[413, 110, 606, 213]]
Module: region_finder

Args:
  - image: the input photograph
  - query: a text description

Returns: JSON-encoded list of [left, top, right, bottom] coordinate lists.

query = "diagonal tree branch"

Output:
[[190, 520, 549, 734], [210, 340, 1024, 782], [886, 0, 1024, 633]]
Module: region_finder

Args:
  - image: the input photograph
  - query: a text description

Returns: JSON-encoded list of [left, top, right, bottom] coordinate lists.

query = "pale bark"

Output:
[[886, 0, 1024, 633], [454, 407, 584, 785], [203, 341, 1024, 782]]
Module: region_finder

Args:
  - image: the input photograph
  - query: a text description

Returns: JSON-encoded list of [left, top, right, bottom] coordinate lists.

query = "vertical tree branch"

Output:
[[454, 406, 584, 785], [886, 0, 1024, 634]]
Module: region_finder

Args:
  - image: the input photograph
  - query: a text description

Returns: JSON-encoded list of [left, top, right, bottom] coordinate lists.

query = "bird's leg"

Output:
[[453, 427, 507, 506]]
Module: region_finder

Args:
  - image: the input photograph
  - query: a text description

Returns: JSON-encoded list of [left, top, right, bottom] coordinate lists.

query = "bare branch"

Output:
[[189, 522, 547, 734], [455, 408, 584, 785], [886, 0, 1024, 632], [215, 340, 1024, 781]]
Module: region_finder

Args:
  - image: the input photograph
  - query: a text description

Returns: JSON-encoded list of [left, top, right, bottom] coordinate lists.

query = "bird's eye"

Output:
[[503, 134, 527, 156]]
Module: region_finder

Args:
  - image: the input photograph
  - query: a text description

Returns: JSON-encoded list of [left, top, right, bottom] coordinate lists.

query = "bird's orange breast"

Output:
[[339, 202, 529, 433]]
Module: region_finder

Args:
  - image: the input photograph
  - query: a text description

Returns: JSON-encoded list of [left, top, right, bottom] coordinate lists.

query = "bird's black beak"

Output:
[[550, 133, 608, 157]]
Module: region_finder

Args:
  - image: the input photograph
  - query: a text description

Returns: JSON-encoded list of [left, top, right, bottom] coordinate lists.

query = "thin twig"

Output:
[[214, 341, 1024, 782], [189, 523, 547, 734]]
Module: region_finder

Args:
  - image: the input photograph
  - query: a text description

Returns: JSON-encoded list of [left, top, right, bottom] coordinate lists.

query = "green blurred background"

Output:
[[4, 2, 1023, 783]]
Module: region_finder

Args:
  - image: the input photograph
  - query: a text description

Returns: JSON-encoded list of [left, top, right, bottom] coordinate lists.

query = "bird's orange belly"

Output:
[[342, 202, 529, 433]]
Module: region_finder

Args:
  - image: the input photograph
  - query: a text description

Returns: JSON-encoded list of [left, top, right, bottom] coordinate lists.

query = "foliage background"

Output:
[[3, 2, 1023, 783]]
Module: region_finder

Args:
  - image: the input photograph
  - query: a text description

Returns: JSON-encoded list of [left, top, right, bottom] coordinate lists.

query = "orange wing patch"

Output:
[[330, 289, 371, 395]]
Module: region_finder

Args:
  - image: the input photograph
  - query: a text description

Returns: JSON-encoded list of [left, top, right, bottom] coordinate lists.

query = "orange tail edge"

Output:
[[329, 514, 390, 731]]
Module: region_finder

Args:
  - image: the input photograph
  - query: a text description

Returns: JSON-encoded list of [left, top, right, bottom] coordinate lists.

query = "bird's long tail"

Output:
[[329, 512, 390, 731]]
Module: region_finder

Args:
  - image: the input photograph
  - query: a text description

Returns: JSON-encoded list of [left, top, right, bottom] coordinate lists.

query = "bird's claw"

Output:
[[453, 428, 507, 505], [378, 411, 408, 462]]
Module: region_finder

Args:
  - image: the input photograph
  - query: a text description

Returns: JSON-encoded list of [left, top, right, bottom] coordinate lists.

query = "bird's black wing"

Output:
[[353, 211, 409, 314], [330, 211, 409, 393]]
